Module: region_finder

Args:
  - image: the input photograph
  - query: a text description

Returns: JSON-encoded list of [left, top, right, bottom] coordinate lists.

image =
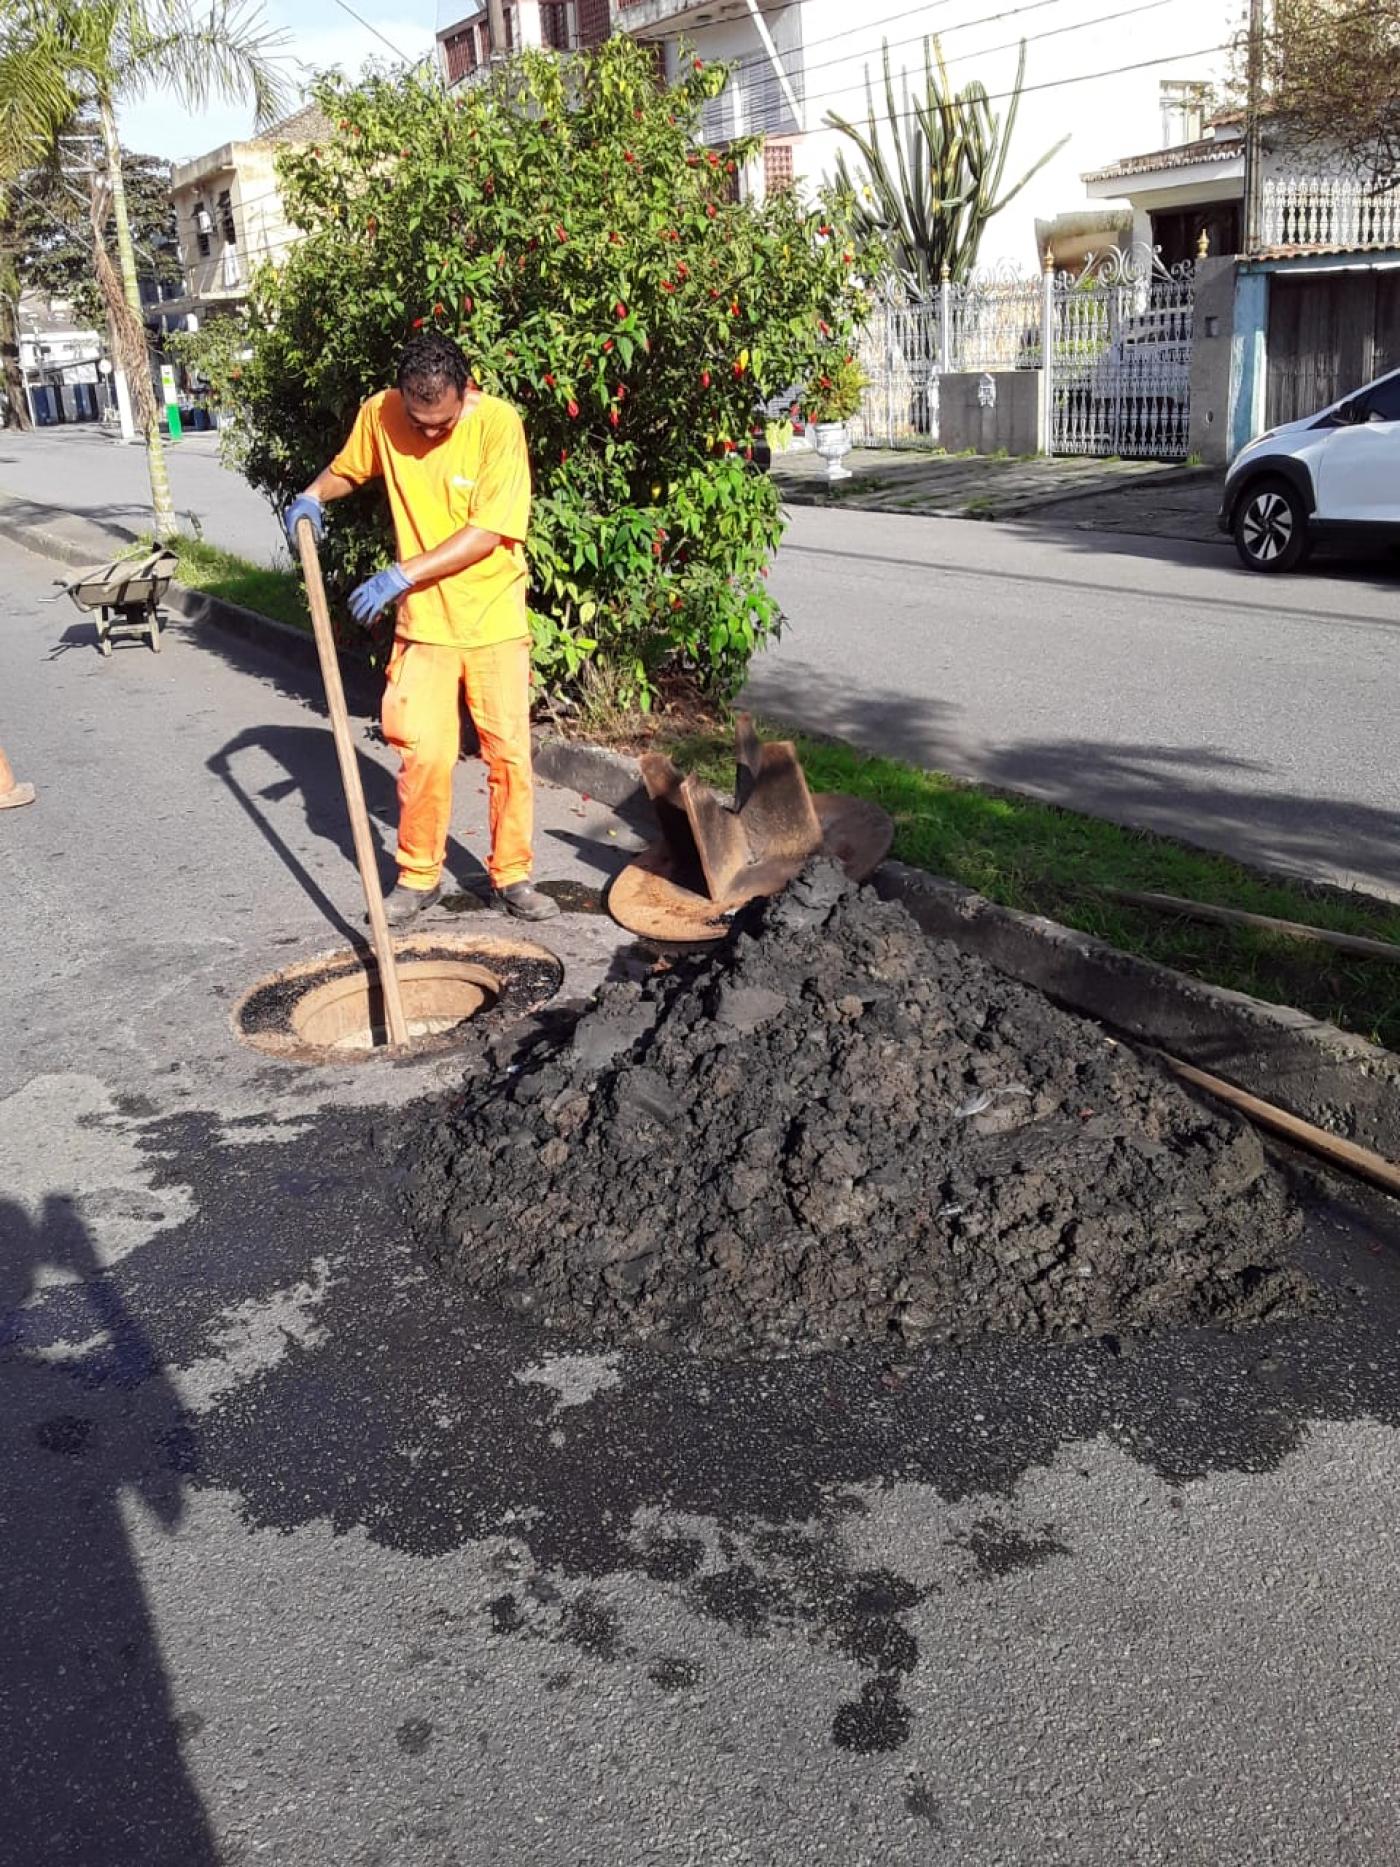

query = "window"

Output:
[[764, 141, 794, 194], [217, 189, 236, 245], [1362, 375, 1400, 423], [443, 25, 477, 82], [193, 201, 211, 258], [541, 1, 572, 50], [1160, 79, 1212, 148]]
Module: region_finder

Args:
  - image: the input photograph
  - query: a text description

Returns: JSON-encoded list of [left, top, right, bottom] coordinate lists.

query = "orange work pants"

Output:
[[381, 635, 534, 892]]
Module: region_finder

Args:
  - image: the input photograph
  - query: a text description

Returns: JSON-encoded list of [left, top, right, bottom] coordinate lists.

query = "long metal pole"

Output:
[[1243, 0, 1265, 254], [294, 519, 410, 1048]]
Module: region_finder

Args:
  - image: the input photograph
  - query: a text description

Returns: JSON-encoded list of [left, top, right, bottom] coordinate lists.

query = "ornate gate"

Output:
[[857, 245, 1196, 461], [1050, 249, 1196, 460]]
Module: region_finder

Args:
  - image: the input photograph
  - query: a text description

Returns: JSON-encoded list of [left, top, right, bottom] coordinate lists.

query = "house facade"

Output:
[[437, 0, 1232, 265], [168, 104, 332, 322]]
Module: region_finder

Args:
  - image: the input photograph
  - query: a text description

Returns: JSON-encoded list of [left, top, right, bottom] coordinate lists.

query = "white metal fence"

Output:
[[857, 244, 1196, 461], [1259, 175, 1400, 252]]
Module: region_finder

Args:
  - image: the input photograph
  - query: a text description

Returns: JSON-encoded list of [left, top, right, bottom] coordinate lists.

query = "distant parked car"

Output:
[[1221, 367, 1400, 571]]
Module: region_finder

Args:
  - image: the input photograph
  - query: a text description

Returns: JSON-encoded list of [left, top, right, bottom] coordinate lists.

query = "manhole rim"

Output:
[[231, 929, 563, 1067]]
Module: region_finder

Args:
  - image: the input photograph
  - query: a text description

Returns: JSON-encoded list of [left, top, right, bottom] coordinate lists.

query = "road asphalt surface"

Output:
[[4, 534, 1400, 1863], [758, 505, 1400, 900]]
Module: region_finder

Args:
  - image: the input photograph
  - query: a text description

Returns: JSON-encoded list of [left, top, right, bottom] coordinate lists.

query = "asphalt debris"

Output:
[[404, 864, 1312, 1355]]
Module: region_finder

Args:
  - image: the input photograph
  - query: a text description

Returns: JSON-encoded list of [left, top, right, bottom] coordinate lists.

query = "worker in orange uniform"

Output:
[[285, 331, 558, 924]]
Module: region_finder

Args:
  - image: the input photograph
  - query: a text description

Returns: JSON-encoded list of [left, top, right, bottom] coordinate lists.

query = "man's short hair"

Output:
[[397, 330, 471, 402]]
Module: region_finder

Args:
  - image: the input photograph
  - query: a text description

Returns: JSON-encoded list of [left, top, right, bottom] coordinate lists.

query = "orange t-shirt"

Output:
[[329, 388, 532, 648]]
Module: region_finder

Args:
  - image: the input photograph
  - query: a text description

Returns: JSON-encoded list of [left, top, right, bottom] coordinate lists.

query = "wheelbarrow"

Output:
[[63, 547, 179, 657]]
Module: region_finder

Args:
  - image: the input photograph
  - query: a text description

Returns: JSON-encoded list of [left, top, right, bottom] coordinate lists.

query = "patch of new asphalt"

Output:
[[4, 539, 1400, 1863]]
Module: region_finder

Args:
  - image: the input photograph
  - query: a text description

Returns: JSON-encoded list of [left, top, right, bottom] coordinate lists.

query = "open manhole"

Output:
[[232, 932, 563, 1065]]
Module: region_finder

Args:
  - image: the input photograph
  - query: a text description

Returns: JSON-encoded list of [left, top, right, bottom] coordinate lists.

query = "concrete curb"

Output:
[[531, 734, 1400, 1161]]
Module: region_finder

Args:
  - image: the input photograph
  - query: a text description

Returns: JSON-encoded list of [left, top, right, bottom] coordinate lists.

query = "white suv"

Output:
[[1220, 367, 1400, 571]]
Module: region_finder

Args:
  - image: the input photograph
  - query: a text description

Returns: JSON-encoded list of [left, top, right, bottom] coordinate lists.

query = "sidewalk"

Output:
[[772, 443, 1223, 542]]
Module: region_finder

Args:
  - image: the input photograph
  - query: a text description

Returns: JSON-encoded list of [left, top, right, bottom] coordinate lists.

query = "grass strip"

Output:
[[138, 532, 310, 635], [664, 724, 1400, 1053]]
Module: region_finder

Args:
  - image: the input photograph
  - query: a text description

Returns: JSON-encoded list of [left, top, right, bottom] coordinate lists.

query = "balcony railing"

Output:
[[1259, 175, 1400, 252]]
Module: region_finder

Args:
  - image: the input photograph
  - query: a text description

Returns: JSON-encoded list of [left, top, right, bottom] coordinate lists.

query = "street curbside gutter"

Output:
[[532, 734, 1400, 1161]]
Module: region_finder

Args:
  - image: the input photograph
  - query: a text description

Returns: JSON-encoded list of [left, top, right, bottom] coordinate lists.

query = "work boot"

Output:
[[373, 881, 442, 927], [493, 880, 560, 921]]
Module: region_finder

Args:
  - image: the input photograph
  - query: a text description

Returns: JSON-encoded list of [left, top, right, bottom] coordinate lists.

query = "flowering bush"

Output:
[[802, 353, 867, 424], [232, 39, 866, 708]]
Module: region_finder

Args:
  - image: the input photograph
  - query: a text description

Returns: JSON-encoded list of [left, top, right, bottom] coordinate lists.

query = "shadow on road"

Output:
[[741, 662, 1400, 899], [0, 1196, 216, 1866], [209, 724, 489, 943]]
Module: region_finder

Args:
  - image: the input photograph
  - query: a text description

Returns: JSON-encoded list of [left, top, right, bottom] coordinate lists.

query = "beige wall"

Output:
[[173, 142, 298, 308]]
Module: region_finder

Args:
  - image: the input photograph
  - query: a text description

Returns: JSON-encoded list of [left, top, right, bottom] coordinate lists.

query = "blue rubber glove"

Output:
[[284, 492, 323, 549], [348, 563, 412, 626]]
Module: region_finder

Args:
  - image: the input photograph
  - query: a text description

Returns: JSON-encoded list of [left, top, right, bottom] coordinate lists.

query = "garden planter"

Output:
[[812, 420, 852, 484]]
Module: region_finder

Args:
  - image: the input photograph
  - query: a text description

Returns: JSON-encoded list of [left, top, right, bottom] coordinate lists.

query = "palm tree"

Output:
[[0, 2, 289, 533]]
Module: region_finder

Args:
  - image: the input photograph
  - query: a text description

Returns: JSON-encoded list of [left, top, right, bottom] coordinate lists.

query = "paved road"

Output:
[[0, 424, 283, 564], [4, 534, 1400, 1863], [758, 506, 1400, 898], [5, 428, 1396, 897]]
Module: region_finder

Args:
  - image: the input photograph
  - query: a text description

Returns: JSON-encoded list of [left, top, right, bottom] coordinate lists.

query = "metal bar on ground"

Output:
[[1155, 1049, 1400, 1201], [1106, 889, 1400, 967], [294, 518, 410, 1049]]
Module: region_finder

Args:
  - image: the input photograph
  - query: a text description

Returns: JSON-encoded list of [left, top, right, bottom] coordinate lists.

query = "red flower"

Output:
[[432, 302, 444, 316], [615, 383, 627, 400], [722, 439, 736, 452], [412, 316, 426, 328], [556, 224, 568, 241], [603, 339, 614, 352], [693, 56, 704, 70], [700, 370, 710, 387], [567, 399, 580, 418], [671, 594, 683, 610], [706, 203, 717, 220], [725, 161, 735, 174], [624, 149, 636, 163], [733, 359, 746, 376], [652, 541, 662, 556], [706, 151, 719, 167], [609, 231, 622, 244], [609, 408, 620, 427], [463, 294, 473, 311], [560, 448, 569, 463], [661, 279, 674, 293], [819, 375, 832, 388], [818, 319, 831, 335], [708, 287, 719, 298], [401, 148, 410, 158], [544, 372, 556, 386], [615, 301, 627, 318], [843, 251, 853, 265], [730, 300, 740, 316], [818, 223, 832, 236], [676, 261, 689, 279], [743, 446, 753, 460]]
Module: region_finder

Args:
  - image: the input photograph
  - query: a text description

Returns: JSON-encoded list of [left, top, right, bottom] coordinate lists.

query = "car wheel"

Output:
[[1234, 477, 1310, 573]]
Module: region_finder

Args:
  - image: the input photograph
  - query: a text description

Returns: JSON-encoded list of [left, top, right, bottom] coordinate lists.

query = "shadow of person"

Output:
[[0, 1197, 217, 1866], [209, 723, 488, 942]]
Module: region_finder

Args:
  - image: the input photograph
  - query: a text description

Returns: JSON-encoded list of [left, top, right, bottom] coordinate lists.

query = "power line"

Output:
[[327, 0, 417, 64]]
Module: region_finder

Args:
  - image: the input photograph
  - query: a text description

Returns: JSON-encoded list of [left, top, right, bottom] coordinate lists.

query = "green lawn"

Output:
[[141, 532, 1400, 1050], [140, 532, 311, 634], [667, 725, 1400, 1052]]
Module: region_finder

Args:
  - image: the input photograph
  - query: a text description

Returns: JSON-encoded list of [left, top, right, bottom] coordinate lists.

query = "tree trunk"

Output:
[[98, 94, 176, 540], [0, 256, 31, 431]]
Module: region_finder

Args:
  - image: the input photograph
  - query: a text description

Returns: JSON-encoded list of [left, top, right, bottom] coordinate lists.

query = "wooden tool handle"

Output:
[[295, 519, 410, 1049]]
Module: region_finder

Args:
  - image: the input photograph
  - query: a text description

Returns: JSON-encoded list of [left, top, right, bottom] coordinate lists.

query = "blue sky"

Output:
[[119, 2, 439, 164]]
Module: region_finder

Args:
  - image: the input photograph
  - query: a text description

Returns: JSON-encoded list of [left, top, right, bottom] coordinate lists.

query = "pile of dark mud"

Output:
[[403, 865, 1312, 1355]]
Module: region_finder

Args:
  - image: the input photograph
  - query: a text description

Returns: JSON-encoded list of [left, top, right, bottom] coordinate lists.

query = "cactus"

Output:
[[828, 36, 1067, 294]]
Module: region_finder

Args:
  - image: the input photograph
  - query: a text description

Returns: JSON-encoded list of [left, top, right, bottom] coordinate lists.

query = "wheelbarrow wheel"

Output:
[[149, 615, 162, 653]]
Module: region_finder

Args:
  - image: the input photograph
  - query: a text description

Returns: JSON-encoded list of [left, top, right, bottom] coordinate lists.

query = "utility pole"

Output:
[[1243, 0, 1266, 253], [487, 0, 508, 59]]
